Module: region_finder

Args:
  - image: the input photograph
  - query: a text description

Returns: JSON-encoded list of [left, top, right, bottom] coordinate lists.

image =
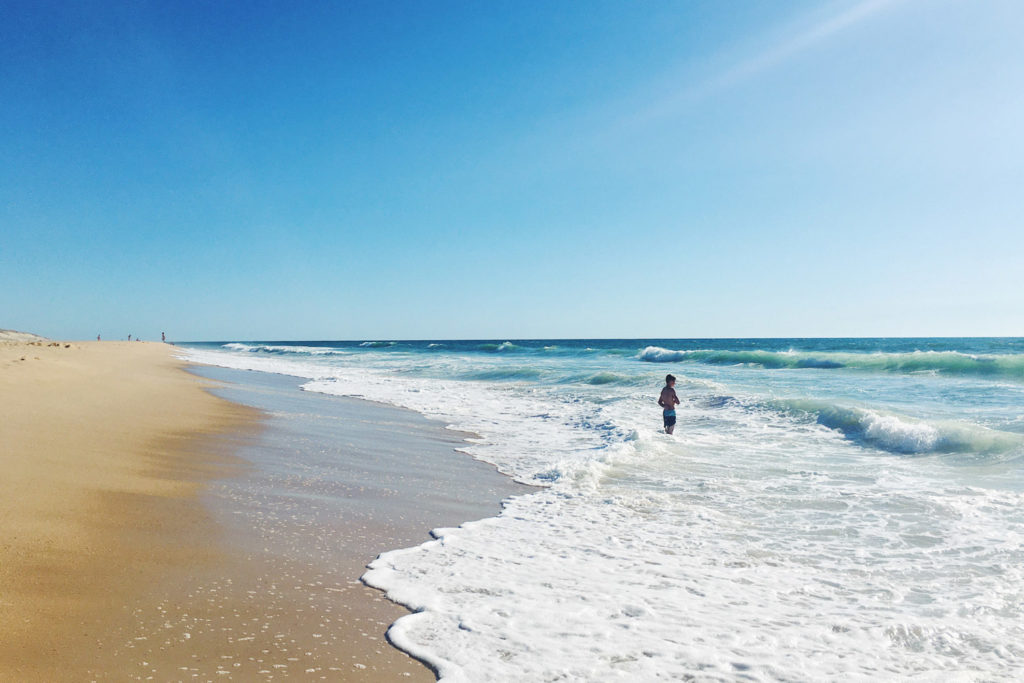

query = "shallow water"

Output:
[[181, 338, 1024, 681]]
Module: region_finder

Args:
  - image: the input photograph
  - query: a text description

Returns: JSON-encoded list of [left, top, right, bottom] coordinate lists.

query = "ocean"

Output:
[[179, 338, 1024, 681]]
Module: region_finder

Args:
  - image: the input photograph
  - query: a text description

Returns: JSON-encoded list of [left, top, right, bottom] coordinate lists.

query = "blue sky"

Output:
[[2, 0, 1022, 340]]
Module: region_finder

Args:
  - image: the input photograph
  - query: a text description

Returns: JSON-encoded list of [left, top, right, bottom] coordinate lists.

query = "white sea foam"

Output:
[[639, 346, 1024, 379], [860, 410, 939, 452], [639, 345, 691, 362], [181, 343, 1024, 680], [221, 342, 350, 356], [771, 399, 1024, 455]]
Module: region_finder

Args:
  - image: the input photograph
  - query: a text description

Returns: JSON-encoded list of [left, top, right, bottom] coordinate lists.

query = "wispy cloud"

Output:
[[632, 0, 905, 125]]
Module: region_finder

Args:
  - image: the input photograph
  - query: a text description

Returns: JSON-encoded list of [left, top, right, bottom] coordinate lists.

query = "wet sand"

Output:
[[117, 365, 532, 680], [0, 342, 528, 680]]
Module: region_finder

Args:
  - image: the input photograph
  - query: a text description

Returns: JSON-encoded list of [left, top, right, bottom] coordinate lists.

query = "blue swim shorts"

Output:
[[663, 409, 676, 428]]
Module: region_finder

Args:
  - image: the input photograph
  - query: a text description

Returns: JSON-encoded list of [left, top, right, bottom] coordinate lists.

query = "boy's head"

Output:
[[665, 374, 676, 386]]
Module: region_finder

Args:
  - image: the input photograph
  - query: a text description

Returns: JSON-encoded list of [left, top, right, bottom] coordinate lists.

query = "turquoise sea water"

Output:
[[182, 338, 1024, 680]]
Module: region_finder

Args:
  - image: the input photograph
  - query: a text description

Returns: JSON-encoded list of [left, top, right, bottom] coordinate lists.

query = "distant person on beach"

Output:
[[128, 334, 131, 341], [97, 334, 100, 341], [162, 332, 165, 342], [658, 374, 680, 435]]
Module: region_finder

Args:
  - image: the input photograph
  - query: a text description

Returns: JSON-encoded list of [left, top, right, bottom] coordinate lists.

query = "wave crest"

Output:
[[460, 367, 544, 381], [478, 341, 522, 353], [774, 399, 1022, 455], [638, 346, 1024, 380], [221, 343, 347, 356]]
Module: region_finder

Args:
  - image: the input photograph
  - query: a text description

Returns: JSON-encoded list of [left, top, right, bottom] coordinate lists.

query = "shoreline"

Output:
[[178, 364, 533, 679], [1, 340, 530, 679]]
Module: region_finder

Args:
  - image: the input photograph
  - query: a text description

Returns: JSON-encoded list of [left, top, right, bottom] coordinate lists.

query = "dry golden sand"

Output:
[[0, 342, 432, 681]]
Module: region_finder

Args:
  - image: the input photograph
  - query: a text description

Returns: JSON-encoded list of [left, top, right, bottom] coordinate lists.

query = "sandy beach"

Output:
[[0, 340, 528, 680], [0, 341, 259, 679]]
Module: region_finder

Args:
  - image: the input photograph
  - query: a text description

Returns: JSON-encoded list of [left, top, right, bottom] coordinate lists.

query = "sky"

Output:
[[2, 0, 1022, 340]]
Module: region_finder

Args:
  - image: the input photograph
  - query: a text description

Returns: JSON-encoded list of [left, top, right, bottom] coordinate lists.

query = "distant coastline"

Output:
[[0, 328, 48, 343]]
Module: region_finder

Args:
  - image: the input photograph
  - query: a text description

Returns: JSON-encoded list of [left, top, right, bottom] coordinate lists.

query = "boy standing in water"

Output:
[[659, 374, 680, 434]]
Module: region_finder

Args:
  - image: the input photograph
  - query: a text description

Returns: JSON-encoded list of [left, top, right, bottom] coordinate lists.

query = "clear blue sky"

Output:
[[2, 0, 1022, 340]]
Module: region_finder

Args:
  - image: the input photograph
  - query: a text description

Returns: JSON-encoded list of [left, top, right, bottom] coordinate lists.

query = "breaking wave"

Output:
[[221, 343, 348, 356], [582, 371, 633, 385], [771, 399, 1023, 455], [639, 346, 1024, 380], [478, 341, 522, 353]]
